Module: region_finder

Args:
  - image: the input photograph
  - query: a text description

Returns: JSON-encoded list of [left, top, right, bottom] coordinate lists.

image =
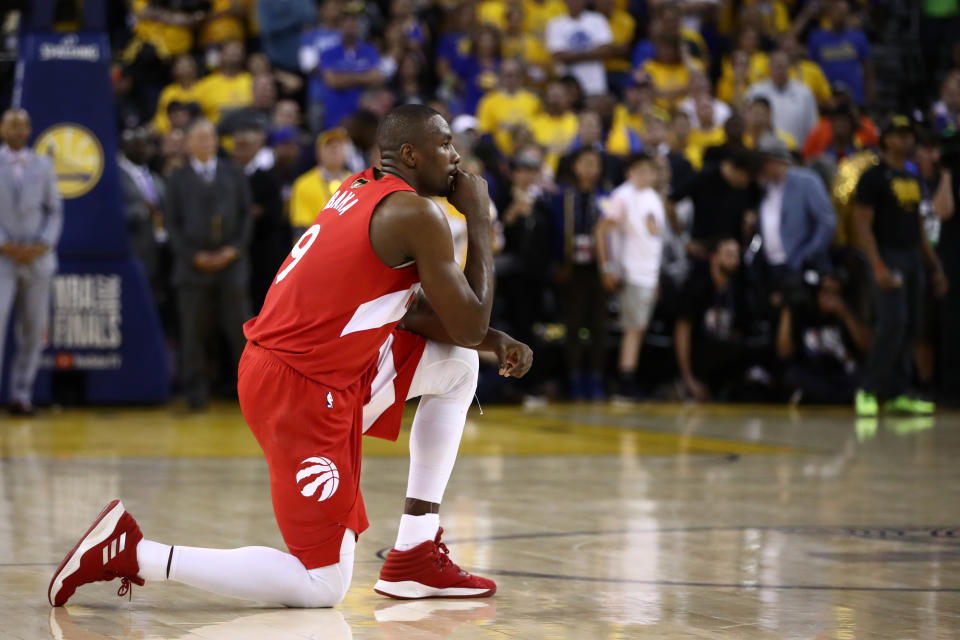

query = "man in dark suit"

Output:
[[229, 125, 289, 313], [166, 119, 252, 409], [117, 127, 164, 296]]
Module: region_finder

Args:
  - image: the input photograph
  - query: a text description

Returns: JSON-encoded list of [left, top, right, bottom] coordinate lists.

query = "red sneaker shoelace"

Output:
[[434, 528, 451, 570], [116, 577, 133, 601]]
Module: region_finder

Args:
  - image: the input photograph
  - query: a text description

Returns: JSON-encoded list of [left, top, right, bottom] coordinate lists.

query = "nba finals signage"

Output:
[[7, 4, 168, 404]]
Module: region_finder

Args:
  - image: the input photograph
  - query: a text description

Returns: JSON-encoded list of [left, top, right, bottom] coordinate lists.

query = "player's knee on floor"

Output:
[[290, 563, 352, 608]]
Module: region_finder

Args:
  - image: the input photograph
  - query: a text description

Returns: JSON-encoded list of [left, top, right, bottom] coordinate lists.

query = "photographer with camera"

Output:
[[852, 115, 949, 417], [776, 271, 872, 404]]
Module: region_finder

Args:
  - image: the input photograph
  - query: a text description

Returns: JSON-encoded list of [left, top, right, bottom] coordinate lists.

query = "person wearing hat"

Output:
[[290, 128, 351, 238], [755, 133, 836, 287], [852, 115, 950, 417]]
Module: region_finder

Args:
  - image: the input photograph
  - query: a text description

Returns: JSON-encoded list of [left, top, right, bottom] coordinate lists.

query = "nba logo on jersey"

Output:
[[326, 392, 334, 409]]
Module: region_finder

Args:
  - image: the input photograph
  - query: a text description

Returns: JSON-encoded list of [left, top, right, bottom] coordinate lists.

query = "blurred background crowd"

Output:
[[2, 0, 960, 412]]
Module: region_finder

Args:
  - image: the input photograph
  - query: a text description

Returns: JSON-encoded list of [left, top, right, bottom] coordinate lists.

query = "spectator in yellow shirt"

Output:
[[152, 54, 204, 134], [638, 31, 703, 111], [613, 77, 667, 137], [200, 0, 248, 49], [126, 0, 200, 61], [523, 0, 568, 40], [196, 40, 253, 124], [740, 0, 791, 38], [717, 27, 770, 106], [502, 5, 550, 79], [780, 33, 832, 108], [290, 128, 352, 234], [476, 59, 542, 155], [590, 93, 643, 156], [531, 80, 580, 172], [685, 95, 728, 169]]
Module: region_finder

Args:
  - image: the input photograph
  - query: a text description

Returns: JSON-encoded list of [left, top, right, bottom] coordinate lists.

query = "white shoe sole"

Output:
[[48, 500, 125, 606], [373, 579, 493, 600]]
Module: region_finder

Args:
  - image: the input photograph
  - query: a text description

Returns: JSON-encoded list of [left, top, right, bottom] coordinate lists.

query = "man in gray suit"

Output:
[[0, 109, 63, 415], [166, 119, 252, 409]]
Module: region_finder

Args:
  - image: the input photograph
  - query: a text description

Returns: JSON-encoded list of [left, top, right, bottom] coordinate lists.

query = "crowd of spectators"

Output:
[[7, 0, 960, 411]]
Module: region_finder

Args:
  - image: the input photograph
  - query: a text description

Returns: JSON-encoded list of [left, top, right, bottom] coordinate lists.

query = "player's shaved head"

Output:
[[377, 104, 460, 197], [376, 104, 445, 155]]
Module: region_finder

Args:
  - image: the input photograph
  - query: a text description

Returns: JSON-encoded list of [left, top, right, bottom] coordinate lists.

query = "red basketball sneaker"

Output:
[[374, 527, 496, 599], [48, 500, 145, 606]]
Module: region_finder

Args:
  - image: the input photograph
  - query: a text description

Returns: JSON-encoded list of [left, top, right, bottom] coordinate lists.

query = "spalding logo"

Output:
[[296, 457, 340, 502]]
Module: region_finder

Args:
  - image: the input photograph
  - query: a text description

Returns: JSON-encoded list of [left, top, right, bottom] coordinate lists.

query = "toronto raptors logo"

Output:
[[296, 457, 340, 502]]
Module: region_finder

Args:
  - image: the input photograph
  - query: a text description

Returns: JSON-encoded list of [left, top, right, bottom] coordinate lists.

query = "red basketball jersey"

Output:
[[243, 168, 421, 389]]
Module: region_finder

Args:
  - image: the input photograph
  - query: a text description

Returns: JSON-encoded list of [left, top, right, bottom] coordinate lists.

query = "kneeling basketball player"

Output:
[[49, 104, 533, 607]]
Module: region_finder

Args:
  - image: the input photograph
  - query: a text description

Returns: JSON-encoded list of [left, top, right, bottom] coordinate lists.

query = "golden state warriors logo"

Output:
[[33, 124, 104, 199]]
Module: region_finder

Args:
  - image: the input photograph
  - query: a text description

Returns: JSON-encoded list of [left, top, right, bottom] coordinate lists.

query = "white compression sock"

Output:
[[136, 539, 172, 582], [395, 514, 439, 551], [394, 342, 478, 550], [146, 529, 355, 607]]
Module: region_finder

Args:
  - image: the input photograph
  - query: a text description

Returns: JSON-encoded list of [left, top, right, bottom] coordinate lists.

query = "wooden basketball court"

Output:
[[1, 402, 958, 638]]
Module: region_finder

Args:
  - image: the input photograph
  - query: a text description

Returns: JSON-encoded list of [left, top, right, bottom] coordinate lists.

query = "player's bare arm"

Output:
[[371, 187, 493, 346], [370, 111, 495, 347], [399, 292, 534, 378]]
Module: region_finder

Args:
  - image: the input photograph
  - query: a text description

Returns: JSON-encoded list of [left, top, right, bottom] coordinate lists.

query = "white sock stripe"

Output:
[[119, 532, 126, 553], [112, 538, 118, 558], [102, 545, 109, 564]]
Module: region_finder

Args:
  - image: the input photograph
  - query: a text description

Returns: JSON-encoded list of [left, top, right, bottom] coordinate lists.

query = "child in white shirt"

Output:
[[595, 153, 666, 397]]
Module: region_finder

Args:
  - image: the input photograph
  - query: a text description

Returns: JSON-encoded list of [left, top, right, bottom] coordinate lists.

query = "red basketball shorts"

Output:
[[237, 330, 427, 569]]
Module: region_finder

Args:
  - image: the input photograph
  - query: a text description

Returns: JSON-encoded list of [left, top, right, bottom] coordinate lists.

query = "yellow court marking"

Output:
[[0, 402, 800, 459]]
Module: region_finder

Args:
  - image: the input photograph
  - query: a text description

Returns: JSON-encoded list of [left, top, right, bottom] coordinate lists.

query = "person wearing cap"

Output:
[[755, 133, 836, 292], [852, 115, 950, 417], [290, 128, 351, 238]]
